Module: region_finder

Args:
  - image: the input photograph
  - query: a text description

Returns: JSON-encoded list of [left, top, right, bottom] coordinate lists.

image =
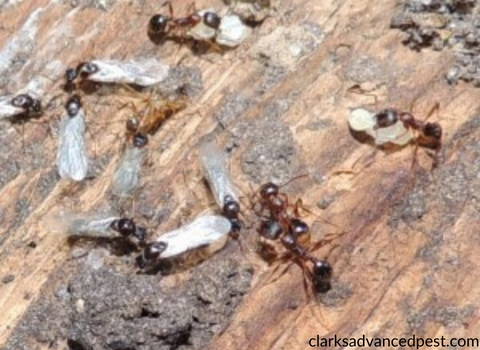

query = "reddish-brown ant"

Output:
[[148, 2, 221, 40]]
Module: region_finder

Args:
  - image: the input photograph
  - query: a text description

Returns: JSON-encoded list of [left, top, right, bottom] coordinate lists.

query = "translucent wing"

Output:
[[111, 146, 144, 197], [88, 58, 169, 87], [156, 215, 232, 258], [199, 140, 238, 208], [0, 96, 23, 119], [69, 216, 119, 237], [57, 109, 89, 181]]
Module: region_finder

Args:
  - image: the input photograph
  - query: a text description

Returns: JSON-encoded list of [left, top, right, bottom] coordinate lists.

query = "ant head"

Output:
[[133, 133, 149, 148], [66, 95, 82, 117], [424, 122, 442, 140], [149, 14, 170, 34], [111, 218, 136, 237], [260, 182, 279, 198], [375, 109, 399, 128], [203, 12, 221, 29], [258, 219, 283, 240], [77, 62, 99, 77], [290, 218, 309, 237], [223, 195, 240, 218], [312, 260, 332, 280], [11, 94, 34, 109]]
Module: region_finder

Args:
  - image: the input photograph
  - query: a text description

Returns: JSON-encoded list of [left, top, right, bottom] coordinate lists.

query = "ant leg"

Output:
[[346, 84, 378, 105], [292, 198, 341, 230], [162, 0, 174, 18]]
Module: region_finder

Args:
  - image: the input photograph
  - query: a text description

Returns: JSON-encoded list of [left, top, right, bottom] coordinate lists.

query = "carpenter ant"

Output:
[[223, 194, 242, 233], [148, 2, 221, 40]]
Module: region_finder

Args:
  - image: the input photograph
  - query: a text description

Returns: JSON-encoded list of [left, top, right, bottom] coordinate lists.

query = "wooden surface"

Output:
[[0, 0, 479, 349]]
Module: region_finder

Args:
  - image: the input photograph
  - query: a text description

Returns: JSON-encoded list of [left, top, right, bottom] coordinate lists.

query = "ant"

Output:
[[257, 216, 334, 296], [347, 86, 443, 170], [148, 2, 221, 40], [64, 62, 99, 93], [252, 179, 342, 296], [124, 94, 187, 137], [372, 106, 442, 168]]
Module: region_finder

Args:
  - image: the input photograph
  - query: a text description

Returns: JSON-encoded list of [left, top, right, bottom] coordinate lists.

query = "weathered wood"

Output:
[[0, 0, 479, 349]]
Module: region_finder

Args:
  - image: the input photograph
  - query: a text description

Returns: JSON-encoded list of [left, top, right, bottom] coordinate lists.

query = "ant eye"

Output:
[[133, 133, 149, 148], [149, 14, 169, 33], [203, 12, 221, 29]]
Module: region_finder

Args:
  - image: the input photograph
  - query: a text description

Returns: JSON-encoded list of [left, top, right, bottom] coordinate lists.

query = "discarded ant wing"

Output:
[[111, 135, 148, 197], [216, 15, 252, 47], [0, 95, 25, 119], [68, 215, 120, 237], [153, 215, 232, 259], [81, 58, 169, 87], [199, 139, 239, 208], [57, 96, 89, 181]]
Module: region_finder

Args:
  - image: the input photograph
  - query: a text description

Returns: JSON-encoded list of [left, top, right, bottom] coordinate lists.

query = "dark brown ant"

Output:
[[148, 2, 221, 41]]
